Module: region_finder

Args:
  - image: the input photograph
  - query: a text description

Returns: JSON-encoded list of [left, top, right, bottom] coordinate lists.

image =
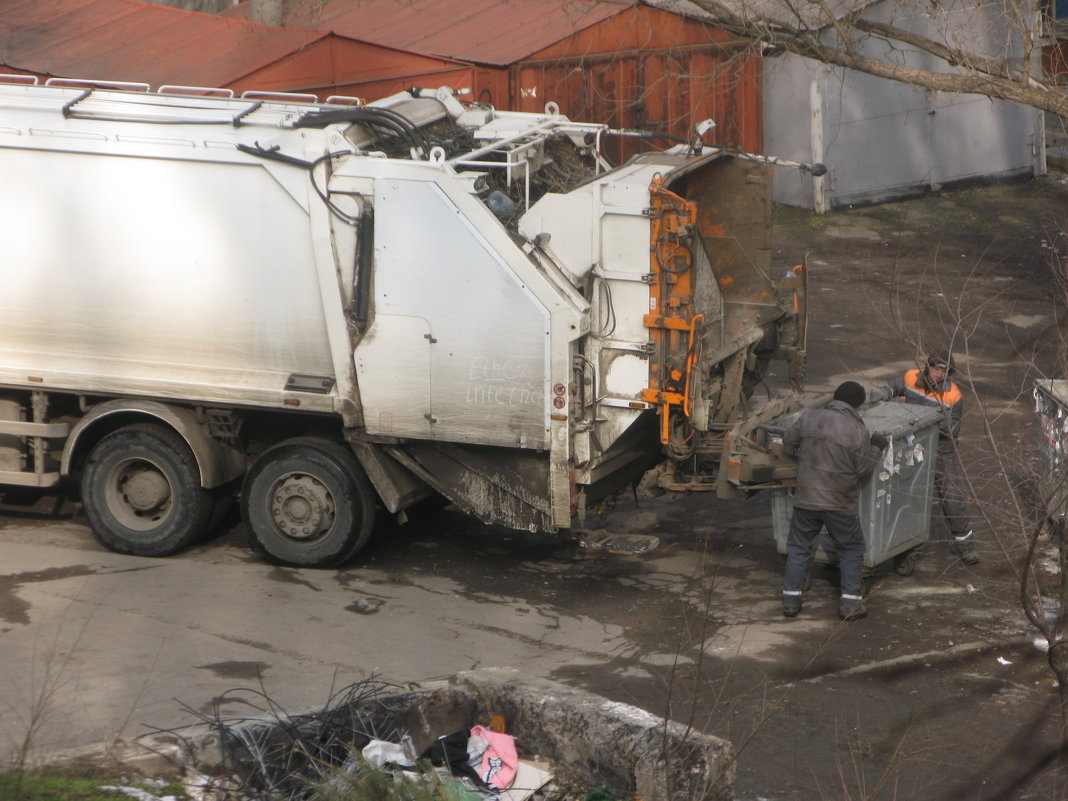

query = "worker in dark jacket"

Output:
[[782, 381, 885, 621], [869, 351, 978, 566]]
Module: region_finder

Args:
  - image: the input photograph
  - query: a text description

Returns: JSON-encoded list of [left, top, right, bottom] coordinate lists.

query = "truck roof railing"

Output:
[[46, 77, 152, 92], [158, 85, 235, 98], [53, 86, 264, 126], [241, 89, 320, 104], [0, 76, 372, 128], [325, 95, 364, 107], [0, 74, 358, 109], [0, 74, 38, 86]]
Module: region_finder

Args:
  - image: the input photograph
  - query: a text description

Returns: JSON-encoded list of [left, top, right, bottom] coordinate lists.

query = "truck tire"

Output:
[[242, 438, 376, 568], [81, 423, 214, 557]]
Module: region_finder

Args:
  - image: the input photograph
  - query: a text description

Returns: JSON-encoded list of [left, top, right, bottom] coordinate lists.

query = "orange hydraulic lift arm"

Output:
[[640, 174, 702, 445]]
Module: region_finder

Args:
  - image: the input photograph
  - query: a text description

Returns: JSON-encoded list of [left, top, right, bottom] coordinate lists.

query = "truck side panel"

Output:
[[356, 178, 551, 450], [0, 143, 335, 403]]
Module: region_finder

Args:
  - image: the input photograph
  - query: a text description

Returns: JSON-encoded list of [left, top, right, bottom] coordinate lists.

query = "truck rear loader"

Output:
[[0, 77, 806, 567]]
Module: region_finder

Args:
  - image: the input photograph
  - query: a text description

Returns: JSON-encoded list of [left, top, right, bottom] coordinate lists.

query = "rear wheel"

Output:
[[81, 424, 213, 557], [242, 438, 376, 568]]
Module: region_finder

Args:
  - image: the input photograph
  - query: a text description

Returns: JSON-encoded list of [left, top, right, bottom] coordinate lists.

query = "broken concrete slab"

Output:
[[136, 668, 734, 801]]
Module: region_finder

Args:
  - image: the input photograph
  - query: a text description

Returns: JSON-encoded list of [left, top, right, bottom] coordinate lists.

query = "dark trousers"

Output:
[[783, 506, 866, 598], [935, 446, 970, 537]]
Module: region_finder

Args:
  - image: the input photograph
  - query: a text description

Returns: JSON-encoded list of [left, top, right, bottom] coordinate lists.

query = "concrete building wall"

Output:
[[764, 0, 1044, 210], [762, 52, 819, 210]]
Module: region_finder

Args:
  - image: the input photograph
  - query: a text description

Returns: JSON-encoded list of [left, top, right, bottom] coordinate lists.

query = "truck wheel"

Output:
[[81, 424, 213, 557], [241, 439, 376, 568]]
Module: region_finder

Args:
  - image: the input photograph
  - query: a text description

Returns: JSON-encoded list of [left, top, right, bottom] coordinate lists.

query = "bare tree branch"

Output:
[[851, 18, 1025, 82], [683, 0, 1068, 121]]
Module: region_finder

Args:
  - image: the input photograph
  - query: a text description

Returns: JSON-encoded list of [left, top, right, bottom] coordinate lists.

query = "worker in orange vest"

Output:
[[870, 351, 978, 567]]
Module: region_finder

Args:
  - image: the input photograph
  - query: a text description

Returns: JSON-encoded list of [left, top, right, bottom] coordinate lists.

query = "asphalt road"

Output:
[[0, 484, 1055, 800]]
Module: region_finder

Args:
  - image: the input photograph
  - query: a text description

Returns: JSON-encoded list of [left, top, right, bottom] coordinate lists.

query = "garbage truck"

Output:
[[0, 76, 807, 567]]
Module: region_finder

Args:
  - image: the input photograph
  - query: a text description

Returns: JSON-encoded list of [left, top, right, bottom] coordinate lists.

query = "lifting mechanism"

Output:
[[641, 175, 702, 446]]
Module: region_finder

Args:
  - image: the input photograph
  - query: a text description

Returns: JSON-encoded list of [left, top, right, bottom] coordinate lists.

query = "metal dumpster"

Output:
[[1035, 379, 1068, 522], [769, 401, 944, 567]]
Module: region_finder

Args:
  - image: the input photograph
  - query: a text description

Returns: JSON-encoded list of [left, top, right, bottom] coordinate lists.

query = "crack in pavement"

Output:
[[785, 634, 1035, 685]]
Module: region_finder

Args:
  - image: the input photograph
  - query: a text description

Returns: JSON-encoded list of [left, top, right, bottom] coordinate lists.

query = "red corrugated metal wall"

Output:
[[1044, 40, 1068, 85], [232, 36, 476, 101], [505, 6, 760, 164]]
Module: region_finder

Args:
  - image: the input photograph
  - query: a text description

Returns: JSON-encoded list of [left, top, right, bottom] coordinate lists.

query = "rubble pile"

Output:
[[149, 669, 734, 801], [168, 677, 566, 801]]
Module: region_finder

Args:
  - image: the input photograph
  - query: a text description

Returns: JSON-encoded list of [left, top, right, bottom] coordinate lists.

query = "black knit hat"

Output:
[[833, 380, 866, 408], [926, 351, 956, 374]]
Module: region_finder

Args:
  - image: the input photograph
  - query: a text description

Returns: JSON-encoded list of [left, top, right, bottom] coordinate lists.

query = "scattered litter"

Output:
[[158, 675, 565, 801], [1035, 636, 1051, 652], [997, 657, 1013, 666], [965, 584, 979, 593], [363, 736, 416, 769], [881, 444, 894, 473], [502, 760, 556, 801]]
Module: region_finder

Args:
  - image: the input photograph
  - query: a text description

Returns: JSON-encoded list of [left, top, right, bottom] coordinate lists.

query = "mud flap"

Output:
[[385, 441, 554, 533]]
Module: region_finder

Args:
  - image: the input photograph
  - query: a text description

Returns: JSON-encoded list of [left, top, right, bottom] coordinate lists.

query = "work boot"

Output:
[[949, 531, 979, 565], [838, 596, 868, 621], [783, 592, 803, 618]]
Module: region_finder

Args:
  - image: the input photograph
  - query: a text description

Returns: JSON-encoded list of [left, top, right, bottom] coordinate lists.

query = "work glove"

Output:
[[870, 433, 889, 451]]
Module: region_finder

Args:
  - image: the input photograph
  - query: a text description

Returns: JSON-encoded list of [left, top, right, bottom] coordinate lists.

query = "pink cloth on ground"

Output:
[[469, 724, 518, 790]]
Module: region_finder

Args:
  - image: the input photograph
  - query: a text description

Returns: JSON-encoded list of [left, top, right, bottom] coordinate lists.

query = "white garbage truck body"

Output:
[[0, 78, 804, 567]]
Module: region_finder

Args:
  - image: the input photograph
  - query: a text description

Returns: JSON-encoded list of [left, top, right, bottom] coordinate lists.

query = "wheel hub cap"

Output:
[[270, 475, 335, 540], [123, 467, 171, 513]]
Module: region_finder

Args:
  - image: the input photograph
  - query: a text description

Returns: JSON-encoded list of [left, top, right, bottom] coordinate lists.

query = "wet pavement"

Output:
[[1, 172, 1068, 799]]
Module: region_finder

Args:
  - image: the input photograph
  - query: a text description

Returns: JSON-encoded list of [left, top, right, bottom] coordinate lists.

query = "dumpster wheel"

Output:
[[892, 545, 923, 577]]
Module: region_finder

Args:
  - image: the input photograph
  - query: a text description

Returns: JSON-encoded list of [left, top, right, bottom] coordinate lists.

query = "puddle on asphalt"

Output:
[[0, 564, 100, 625], [704, 619, 826, 661], [196, 660, 271, 680], [267, 567, 321, 591]]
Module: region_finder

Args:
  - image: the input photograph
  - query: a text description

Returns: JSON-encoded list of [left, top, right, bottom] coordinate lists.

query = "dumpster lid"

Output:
[[761, 400, 943, 439], [859, 401, 944, 438], [1035, 379, 1068, 407]]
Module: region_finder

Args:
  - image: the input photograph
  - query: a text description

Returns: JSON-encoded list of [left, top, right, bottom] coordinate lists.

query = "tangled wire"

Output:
[[146, 674, 410, 800]]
